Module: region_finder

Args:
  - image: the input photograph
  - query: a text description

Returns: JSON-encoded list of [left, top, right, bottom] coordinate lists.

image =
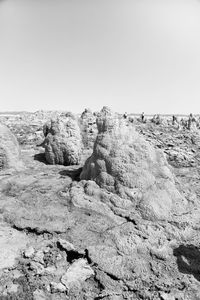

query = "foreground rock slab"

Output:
[[0, 223, 28, 269]]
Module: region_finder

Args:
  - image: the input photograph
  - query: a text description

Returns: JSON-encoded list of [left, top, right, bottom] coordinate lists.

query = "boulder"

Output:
[[0, 224, 28, 269], [44, 114, 83, 165], [61, 259, 94, 290], [0, 123, 22, 170], [80, 110, 186, 220]]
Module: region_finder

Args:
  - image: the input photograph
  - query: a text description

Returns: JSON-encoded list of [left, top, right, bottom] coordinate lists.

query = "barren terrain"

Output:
[[0, 110, 200, 300]]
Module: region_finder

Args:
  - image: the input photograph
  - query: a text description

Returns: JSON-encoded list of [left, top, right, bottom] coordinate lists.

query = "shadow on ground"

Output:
[[59, 167, 82, 181], [34, 153, 48, 164], [173, 244, 200, 281]]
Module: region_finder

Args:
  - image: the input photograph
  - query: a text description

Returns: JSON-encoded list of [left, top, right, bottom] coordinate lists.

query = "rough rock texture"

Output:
[[0, 123, 22, 170], [61, 258, 94, 290], [1, 111, 200, 299], [43, 120, 51, 138], [0, 224, 28, 269], [81, 111, 186, 220], [79, 108, 97, 150], [44, 114, 83, 165]]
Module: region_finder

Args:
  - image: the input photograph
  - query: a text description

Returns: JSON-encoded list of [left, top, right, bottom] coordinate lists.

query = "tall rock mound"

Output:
[[44, 113, 83, 166], [79, 108, 97, 150], [0, 124, 22, 170], [80, 108, 186, 220]]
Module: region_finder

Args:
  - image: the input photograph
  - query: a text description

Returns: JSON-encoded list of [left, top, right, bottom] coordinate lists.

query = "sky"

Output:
[[0, 0, 200, 114]]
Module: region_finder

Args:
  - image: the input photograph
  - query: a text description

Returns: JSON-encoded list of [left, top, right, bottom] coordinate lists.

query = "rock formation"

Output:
[[0, 123, 22, 170], [79, 108, 97, 150], [1, 110, 200, 299], [43, 120, 51, 137], [44, 113, 83, 165], [80, 108, 186, 220]]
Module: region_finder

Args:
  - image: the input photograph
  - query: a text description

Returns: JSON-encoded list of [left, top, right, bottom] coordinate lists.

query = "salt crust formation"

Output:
[[79, 108, 97, 150], [81, 108, 187, 220], [43, 113, 83, 166], [0, 110, 200, 299], [0, 123, 22, 170]]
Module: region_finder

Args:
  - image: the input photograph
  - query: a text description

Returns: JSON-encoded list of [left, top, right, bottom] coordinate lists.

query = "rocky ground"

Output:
[[1, 112, 200, 300]]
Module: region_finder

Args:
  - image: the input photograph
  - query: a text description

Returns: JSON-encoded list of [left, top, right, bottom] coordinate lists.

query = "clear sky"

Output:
[[0, 0, 200, 114]]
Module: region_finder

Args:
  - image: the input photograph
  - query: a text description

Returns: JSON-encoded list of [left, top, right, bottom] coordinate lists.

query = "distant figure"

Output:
[[141, 112, 145, 122], [172, 115, 178, 125], [123, 112, 128, 119]]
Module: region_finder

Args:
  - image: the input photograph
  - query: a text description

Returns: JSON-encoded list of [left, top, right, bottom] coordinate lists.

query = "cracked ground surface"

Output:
[[1, 118, 200, 299]]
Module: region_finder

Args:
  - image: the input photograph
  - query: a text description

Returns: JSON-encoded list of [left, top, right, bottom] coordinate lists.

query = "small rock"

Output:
[[7, 283, 19, 294], [160, 292, 175, 300], [33, 289, 47, 300], [24, 246, 35, 258], [33, 250, 44, 264], [46, 284, 51, 292], [45, 266, 57, 274], [50, 282, 66, 293], [3, 269, 9, 273], [43, 247, 51, 254], [30, 261, 45, 275], [61, 258, 94, 290], [2, 290, 8, 297], [58, 239, 85, 256], [58, 239, 75, 251], [150, 246, 170, 261], [56, 253, 63, 261], [12, 269, 23, 279]]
